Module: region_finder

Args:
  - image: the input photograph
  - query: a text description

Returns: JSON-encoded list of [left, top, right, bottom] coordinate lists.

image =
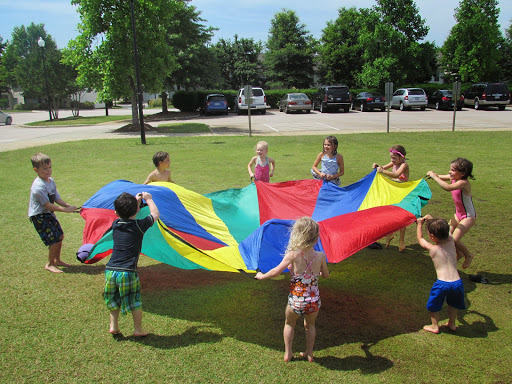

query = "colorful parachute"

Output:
[[80, 170, 431, 273]]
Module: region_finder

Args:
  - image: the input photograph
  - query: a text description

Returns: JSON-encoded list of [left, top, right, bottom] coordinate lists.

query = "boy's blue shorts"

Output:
[[104, 270, 142, 315], [29, 213, 64, 246], [426, 279, 466, 312]]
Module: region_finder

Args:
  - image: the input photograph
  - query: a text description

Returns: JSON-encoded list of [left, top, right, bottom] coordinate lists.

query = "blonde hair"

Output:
[[31, 153, 51, 168], [256, 141, 269, 151], [286, 217, 319, 253]]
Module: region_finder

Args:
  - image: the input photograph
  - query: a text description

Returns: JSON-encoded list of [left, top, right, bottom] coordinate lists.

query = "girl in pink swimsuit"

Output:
[[427, 158, 476, 269], [247, 141, 275, 182], [254, 217, 329, 363], [372, 145, 410, 251]]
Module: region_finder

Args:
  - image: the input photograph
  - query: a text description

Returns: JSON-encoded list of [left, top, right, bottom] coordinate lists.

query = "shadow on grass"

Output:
[[315, 343, 393, 373], [112, 325, 223, 349], [63, 264, 105, 275]]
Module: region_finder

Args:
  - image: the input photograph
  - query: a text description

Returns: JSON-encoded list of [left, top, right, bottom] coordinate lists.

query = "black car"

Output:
[[428, 90, 464, 111], [351, 92, 386, 112], [312, 85, 352, 113], [464, 83, 510, 110]]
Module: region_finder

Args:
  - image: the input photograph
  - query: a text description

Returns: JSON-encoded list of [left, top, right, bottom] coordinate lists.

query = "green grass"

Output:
[[156, 122, 210, 133], [26, 115, 131, 126], [1, 132, 511, 383]]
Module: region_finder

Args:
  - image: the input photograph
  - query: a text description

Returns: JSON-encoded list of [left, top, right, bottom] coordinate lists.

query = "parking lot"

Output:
[[0, 106, 511, 152]]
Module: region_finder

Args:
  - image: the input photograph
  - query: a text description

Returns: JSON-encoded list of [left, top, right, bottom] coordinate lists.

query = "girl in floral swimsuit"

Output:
[[255, 217, 329, 363]]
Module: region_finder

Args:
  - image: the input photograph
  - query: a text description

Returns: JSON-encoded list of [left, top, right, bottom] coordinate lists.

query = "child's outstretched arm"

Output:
[[416, 215, 434, 250], [44, 199, 77, 213], [427, 171, 467, 191], [320, 252, 329, 279], [140, 192, 160, 221], [381, 162, 408, 179], [254, 252, 294, 280]]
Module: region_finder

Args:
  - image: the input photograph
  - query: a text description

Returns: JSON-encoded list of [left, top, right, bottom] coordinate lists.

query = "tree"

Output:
[[498, 21, 512, 81], [65, 0, 206, 124], [0, 23, 76, 116], [317, 7, 364, 86], [440, 0, 502, 82], [356, 0, 435, 89], [212, 35, 263, 89], [264, 9, 317, 89]]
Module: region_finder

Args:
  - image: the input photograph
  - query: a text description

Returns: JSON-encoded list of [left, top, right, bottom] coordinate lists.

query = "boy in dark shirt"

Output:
[[104, 192, 159, 336]]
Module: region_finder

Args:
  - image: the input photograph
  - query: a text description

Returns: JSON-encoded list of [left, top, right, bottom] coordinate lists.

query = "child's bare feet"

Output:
[[133, 331, 149, 337], [56, 261, 71, 267], [283, 353, 293, 362], [423, 325, 439, 334], [385, 236, 394, 248], [45, 264, 63, 273], [300, 352, 315, 362], [461, 254, 474, 269], [109, 328, 121, 335], [442, 322, 457, 332]]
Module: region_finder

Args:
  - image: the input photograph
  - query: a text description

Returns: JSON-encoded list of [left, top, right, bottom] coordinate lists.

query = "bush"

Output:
[[14, 103, 38, 111], [0, 99, 8, 108], [148, 98, 162, 108]]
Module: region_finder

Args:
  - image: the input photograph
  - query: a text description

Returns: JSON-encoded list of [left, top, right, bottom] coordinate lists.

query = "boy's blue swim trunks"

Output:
[[426, 279, 465, 312]]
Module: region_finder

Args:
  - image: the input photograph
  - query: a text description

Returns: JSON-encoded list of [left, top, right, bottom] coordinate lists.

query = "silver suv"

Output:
[[234, 87, 267, 115], [391, 88, 427, 111]]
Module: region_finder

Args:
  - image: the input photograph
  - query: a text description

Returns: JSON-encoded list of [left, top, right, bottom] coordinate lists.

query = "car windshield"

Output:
[[408, 89, 425, 95], [327, 87, 349, 96], [486, 84, 509, 93], [208, 95, 226, 101], [289, 94, 308, 100]]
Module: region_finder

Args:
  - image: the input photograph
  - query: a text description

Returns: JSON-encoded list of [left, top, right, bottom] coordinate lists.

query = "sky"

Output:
[[0, 0, 511, 49]]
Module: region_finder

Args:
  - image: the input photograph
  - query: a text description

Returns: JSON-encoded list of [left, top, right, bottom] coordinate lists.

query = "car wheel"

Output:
[[498, 105, 506, 111], [344, 106, 349, 113], [306, 109, 311, 114], [381, 107, 386, 112], [474, 98, 480, 110], [261, 109, 266, 115], [237, 108, 242, 115], [360, 104, 365, 112], [5, 117, 12, 125], [320, 103, 326, 113], [420, 106, 426, 111], [285, 107, 290, 114], [399, 101, 405, 111], [435, 102, 440, 110], [351, 103, 355, 110], [279, 106, 283, 112], [456, 107, 462, 111]]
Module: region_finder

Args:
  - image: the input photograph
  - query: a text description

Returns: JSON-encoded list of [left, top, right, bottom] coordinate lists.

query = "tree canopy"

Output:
[[264, 9, 316, 89]]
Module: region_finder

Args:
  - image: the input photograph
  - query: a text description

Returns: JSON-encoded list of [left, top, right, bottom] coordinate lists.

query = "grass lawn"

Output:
[[25, 115, 132, 126], [1, 131, 511, 383]]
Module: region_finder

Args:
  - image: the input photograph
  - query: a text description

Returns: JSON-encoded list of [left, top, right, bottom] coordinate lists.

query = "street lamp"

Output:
[[37, 37, 53, 121]]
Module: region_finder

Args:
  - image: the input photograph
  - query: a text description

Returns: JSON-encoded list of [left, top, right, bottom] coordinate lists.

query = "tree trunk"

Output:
[[129, 77, 138, 127], [161, 92, 168, 113]]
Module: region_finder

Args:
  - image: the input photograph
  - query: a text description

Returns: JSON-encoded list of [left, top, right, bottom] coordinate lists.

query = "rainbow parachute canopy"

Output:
[[80, 170, 431, 273]]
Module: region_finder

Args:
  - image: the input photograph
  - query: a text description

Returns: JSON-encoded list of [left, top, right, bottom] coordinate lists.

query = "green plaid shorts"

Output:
[[104, 270, 141, 314]]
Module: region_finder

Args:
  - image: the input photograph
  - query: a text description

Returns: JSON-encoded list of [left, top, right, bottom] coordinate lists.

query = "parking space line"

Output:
[[315, 122, 340, 130], [264, 124, 279, 132]]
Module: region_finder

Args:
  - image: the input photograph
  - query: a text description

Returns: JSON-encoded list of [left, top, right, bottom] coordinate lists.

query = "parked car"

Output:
[[351, 92, 386, 112], [202, 94, 228, 115], [312, 85, 351, 113], [0, 110, 12, 125], [464, 82, 510, 110], [428, 90, 464, 110], [279, 93, 312, 114], [391, 88, 427, 111], [234, 87, 267, 115]]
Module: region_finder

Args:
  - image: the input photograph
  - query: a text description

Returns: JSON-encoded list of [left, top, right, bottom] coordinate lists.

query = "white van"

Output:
[[234, 87, 267, 115]]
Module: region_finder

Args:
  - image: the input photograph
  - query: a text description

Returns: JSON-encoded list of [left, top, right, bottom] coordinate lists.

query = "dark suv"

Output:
[[312, 85, 352, 113], [464, 83, 510, 110]]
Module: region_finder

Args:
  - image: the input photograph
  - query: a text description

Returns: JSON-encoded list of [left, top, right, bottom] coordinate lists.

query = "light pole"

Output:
[[37, 37, 53, 121]]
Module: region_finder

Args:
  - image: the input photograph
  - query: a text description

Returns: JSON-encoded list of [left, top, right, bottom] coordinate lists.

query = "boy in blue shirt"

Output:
[[105, 192, 159, 336], [28, 153, 77, 273]]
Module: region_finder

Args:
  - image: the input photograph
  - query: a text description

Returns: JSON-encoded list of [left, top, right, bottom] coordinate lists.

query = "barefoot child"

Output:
[[255, 217, 329, 362], [427, 158, 476, 268], [372, 145, 410, 251], [28, 153, 77, 273], [144, 151, 173, 184], [248, 141, 275, 182], [311, 136, 344, 186], [416, 215, 465, 334], [104, 192, 159, 336]]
